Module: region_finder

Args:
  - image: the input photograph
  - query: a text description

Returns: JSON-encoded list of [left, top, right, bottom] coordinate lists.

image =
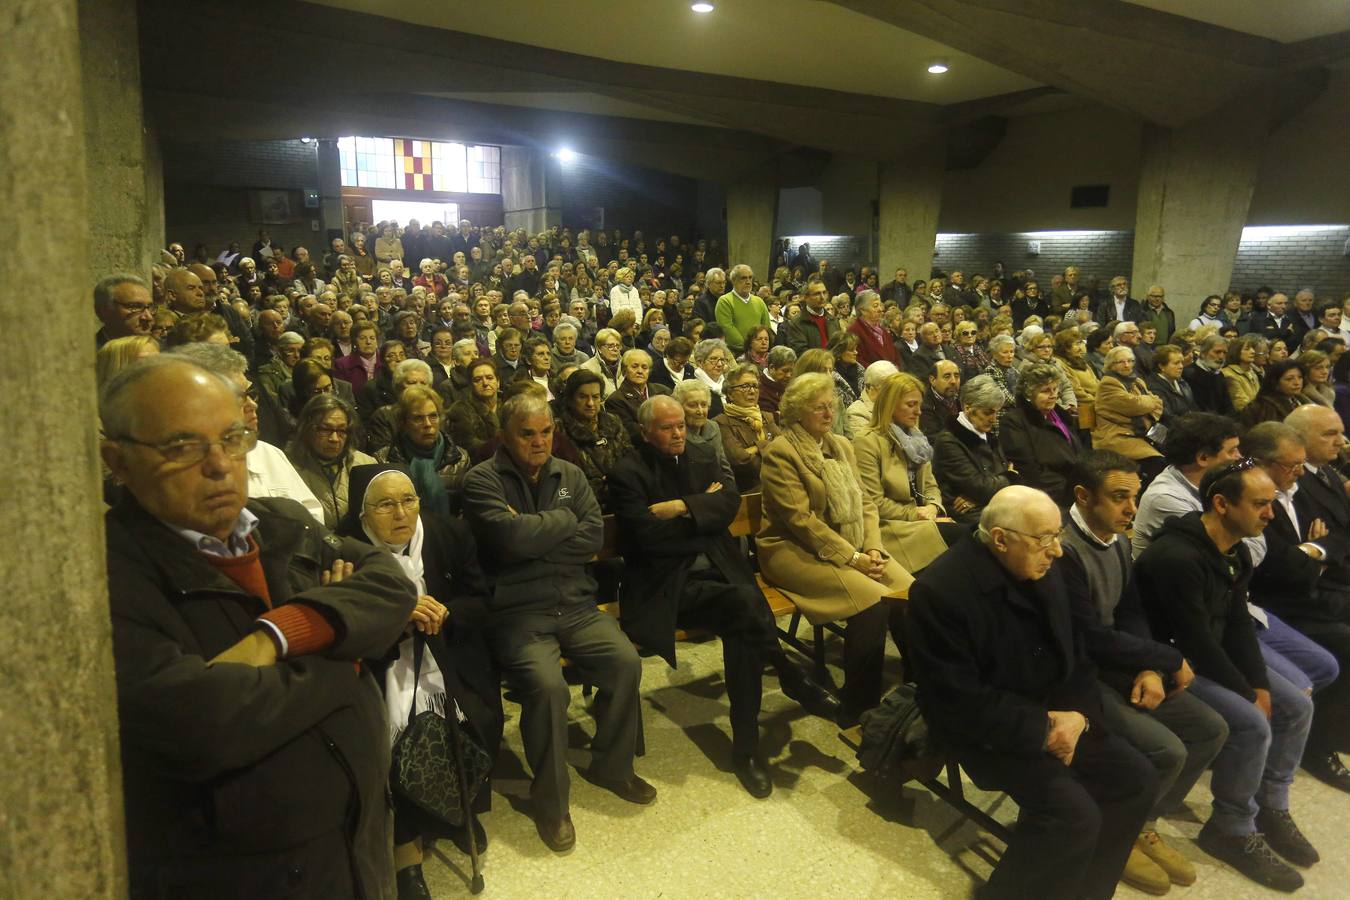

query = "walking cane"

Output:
[[444, 694, 485, 893]]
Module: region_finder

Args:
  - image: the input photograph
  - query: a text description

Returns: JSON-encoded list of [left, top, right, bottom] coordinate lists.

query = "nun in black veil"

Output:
[[339, 463, 503, 899]]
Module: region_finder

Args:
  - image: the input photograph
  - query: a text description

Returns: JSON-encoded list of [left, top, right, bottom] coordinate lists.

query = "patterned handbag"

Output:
[[390, 635, 493, 827]]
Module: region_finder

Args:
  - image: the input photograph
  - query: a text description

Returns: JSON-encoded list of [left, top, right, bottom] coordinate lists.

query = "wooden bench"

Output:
[[838, 722, 1013, 843]]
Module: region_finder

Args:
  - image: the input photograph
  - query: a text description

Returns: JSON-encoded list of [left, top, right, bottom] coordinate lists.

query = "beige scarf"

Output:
[[785, 424, 865, 549], [722, 400, 765, 441]]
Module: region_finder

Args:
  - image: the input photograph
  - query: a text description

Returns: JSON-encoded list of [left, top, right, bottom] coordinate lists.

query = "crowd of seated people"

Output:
[[94, 221, 1350, 899]]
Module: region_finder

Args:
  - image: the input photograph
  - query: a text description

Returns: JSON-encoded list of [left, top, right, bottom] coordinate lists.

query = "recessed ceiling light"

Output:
[[555, 148, 577, 163], [691, 3, 715, 13], [927, 59, 949, 74]]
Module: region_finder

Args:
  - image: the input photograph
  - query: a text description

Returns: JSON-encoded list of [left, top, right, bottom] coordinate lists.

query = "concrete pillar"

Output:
[[878, 138, 944, 289], [1, 0, 126, 897], [501, 147, 561, 234], [725, 171, 777, 277], [316, 139, 345, 241], [1132, 93, 1271, 323], [80, 0, 160, 279]]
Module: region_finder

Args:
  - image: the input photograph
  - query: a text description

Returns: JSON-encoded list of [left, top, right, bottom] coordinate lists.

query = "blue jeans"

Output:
[[1187, 666, 1313, 835], [1257, 612, 1340, 692]]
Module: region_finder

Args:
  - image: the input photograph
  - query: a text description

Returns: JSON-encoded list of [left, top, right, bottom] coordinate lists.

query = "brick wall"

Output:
[[777, 235, 873, 272], [559, 154, 700, 242], [163, 139, 323, 259], [935, 231, 1136, 286], [1231, 226, 1350, 299]]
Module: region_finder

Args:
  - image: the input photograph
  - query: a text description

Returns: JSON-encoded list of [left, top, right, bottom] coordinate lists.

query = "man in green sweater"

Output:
[[715, 264, 769, 355]]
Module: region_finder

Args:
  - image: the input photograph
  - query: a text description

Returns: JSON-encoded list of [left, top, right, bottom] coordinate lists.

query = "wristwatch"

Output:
[[850, 550, 863, 566]]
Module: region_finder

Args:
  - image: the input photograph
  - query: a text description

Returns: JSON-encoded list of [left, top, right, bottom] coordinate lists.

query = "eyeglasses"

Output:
[[1266, 457, 1305, 477], [1001, 526, 1067, 550], [315, 426, 349, 438], [729, 383, 759, 393], [368, 494, 420, 516], [114, 426, 258, 465], [807, 403, 835, 416], [1202, 457, 1258, 502], [115, 301, 153, 315], [409, 412, 441, 425]]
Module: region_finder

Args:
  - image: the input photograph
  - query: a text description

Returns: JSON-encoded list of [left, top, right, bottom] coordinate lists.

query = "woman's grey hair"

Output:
[[727, 362, 760, 387], [1104, 346, 1136, 369], [1020, 363, 1062, 399], [766, 345, 797, 369], [287, 394, 360, 467], [693, 338, 730, 366], [168, 341, 249, 377], [93, 273, 149, 314], [863, 359, 900, 388], [778, 372, 835, 427], [621, 348, 652, 370], [1017, 325, 1044, 349], [392, 358, 432, 389], [100, 355, 237, 439], [500, 391, 554, 432], [672, 378, 711, 404], [989, 334, 1016, 354], [855, 290, 882, 312], [553, 321, 578, 338], [960, 374, 1007, 412], [278, 331, 305, 348], [452, 338, 478, 358]]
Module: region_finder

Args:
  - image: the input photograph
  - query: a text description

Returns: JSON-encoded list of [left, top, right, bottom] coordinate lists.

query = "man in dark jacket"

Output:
[[778, 275, 840, 357], [919, 359, 960, 436], [1182, 335, 1235, 415], [461, 392, 651, 852], [1060, 451, 1228, 892], [100, 356, 415, 900], [907, 485, 1156, 900], [1248, 292, 1297, 348], [607, 395, 771, 796], [1249, 412, 1350, 791], [1136, 463, 1316, 891]]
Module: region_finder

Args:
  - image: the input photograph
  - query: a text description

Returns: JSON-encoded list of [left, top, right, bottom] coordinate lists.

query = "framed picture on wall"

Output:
[[250, 189, 297, 224]]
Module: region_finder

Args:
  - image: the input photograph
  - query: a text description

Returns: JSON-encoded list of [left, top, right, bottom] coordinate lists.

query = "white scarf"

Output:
[[695, 366, 724, 396], [359, 474, 456, 743]]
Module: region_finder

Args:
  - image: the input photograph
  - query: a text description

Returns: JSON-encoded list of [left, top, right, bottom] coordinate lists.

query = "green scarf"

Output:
[[398, 431, 452, 518]]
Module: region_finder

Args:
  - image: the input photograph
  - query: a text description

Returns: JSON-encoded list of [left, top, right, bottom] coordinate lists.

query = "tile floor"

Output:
[[420, 634, 1350, 899]]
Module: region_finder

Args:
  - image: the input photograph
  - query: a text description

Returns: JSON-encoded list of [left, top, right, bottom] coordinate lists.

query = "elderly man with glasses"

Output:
[[99, 355, 416, 899], [907, 485, 1157, 900]]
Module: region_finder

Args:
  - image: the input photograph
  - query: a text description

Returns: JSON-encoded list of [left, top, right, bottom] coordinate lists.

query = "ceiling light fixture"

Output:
[[927, 59, 949, 74], [691, 3, 715, 13], [555, 148, 577, 163]]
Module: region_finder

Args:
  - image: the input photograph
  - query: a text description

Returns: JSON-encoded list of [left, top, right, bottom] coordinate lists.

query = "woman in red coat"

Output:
[[847, 290, 899, 367]]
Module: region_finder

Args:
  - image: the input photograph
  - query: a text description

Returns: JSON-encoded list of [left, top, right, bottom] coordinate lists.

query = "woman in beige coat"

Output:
[[853, 372, 953, 574], [758, 372, 914, 726], [715, 363, 781, 491], [1092, 346, 1165, 470]]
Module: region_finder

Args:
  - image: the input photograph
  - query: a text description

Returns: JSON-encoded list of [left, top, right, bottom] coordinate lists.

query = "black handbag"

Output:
[[390, 635, 493, 827]]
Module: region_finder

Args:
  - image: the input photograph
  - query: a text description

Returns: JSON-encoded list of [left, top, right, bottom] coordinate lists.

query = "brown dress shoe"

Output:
[[582, 771, 658, 805], [536, 814, 576, 852]]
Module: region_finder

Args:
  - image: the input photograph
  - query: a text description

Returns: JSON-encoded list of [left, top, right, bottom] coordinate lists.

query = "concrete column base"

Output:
[[726, 171, 777, 280]]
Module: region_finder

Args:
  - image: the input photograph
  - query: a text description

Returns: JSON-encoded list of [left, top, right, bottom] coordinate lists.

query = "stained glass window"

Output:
[[339, 136, 500, 194]]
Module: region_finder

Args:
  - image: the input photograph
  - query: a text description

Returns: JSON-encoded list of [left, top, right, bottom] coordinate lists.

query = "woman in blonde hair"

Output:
[[758, 372, 913, 727], [853, 372, 958, 575], [96, 335, 159, 389], [609, 266, 642, 320]]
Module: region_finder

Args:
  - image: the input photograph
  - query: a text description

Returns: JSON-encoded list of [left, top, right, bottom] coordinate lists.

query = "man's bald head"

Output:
[[978, 486, 1063, 581], [1286, 404, 1346, 466], [164, 267, 206, 315]]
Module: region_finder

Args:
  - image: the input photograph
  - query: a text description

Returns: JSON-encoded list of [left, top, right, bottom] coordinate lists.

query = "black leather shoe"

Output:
[[1196, 824, 1303, 892], [446, 815, 488, 855], [1257, 807, 1320, 867], [396, 864, 433, 900], [582, 770, 658, 805], [733, 756, 774, 798], [1302, 751, 1350, 793], [535, 814, 576, 852], [780, 672, 842, 719]]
